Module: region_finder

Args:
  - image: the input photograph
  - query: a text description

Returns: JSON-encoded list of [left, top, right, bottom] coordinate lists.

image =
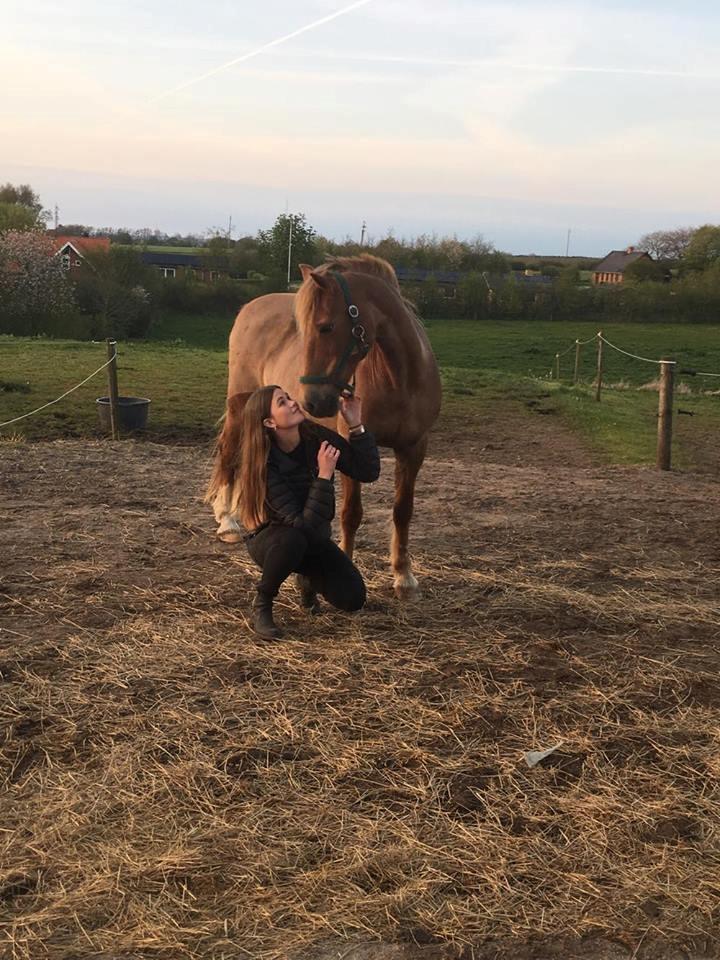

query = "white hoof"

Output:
[[393, 571, 420, 600], [216, 516, 243, 544]]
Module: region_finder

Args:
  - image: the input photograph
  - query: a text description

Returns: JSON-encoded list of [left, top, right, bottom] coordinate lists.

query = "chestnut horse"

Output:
[[206, 254, 441, 598]]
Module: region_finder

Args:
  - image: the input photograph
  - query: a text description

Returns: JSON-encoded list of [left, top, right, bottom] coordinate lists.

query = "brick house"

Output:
[[51, 235, 111, 275], [592, 246, 653, 285]]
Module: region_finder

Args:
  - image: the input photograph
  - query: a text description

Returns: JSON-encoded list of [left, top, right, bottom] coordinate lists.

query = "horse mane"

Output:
[[315, 253, 401, 289], [295, 253, 422, 333]]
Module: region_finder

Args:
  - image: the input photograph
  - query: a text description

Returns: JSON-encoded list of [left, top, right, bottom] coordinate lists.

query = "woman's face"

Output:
[[265, 388, 305, 432]]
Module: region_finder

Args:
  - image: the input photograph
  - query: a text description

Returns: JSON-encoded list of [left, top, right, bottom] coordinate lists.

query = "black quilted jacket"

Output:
[[263, 423, 380, 540]]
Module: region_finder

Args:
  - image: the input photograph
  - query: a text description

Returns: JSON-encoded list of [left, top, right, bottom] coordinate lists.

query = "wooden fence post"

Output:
[[656, 360, 674, 471], [595, 332, 604, 402], [106, 338, 120, 440], [573, 340, 581, 385], [555, 353, 560, 380]]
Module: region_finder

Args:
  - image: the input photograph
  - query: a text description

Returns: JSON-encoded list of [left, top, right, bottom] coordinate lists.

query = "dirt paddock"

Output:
[[1, 421, 719, 960]]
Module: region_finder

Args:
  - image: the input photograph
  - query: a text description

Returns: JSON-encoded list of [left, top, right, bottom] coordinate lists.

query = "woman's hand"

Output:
[[339, 393, 362, 429], [317, 440, 340, 480]]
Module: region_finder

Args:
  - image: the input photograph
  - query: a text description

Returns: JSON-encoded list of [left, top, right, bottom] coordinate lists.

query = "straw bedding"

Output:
[[1, 439, 719, 959]]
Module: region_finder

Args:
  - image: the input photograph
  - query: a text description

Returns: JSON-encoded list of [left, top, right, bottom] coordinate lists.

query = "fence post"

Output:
[[106, 339, 120, 440], [555, 353, 560, 380], [573, 339, 581, 385], [595, 331, 603, 402], [656, 360, 674, 471]]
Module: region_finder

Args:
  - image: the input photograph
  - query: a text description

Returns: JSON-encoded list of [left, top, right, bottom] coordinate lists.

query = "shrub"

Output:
[[0, 230, 77, 336]]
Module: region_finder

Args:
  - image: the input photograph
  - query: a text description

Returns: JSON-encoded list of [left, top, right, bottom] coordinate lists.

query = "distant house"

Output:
[[139, 251, 228, 281], [51, 235, 111, 275], [592, 246, 652, 285], [394, 266, 462, 286], [394, 265, 553, 296]]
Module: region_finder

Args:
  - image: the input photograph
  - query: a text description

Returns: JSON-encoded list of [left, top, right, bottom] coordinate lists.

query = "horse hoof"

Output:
[[394, 574, 420, 601], [217, 530, 243, 544]]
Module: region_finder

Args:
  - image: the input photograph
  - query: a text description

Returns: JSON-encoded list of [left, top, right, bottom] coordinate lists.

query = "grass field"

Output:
[[2, 317, 720, 468]]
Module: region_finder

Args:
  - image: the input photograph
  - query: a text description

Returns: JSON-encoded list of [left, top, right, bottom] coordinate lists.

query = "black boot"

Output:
[[296, 574, 321, 614], [252, 592, 284, 640]]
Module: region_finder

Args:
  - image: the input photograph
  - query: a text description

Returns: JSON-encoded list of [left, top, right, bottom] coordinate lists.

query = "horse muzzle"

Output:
[[302, 386, 340, 419]]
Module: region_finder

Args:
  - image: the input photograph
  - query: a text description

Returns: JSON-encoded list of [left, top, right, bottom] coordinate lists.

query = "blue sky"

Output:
[[3, 0, 720, 254]]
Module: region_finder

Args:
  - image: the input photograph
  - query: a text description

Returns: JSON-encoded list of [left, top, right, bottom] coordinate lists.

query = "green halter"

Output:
[[299, 272, 371, 395]]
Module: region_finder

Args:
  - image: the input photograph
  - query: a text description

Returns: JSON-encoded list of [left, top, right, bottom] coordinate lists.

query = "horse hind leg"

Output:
[[206, 392, 250, 543], [391, 438, 428, 600], [340, 474, 363, 559]]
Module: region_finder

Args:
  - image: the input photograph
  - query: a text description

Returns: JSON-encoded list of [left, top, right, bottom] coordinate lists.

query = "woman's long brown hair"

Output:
[[232, 385, 279, 530]]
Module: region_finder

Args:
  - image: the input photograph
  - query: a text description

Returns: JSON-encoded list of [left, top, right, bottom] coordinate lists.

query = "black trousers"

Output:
[[246, 525, 366, 612]]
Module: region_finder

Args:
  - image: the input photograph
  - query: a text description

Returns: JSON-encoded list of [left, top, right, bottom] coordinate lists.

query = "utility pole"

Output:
[[227, 214, 233, 241], [360, 220, 367, 246], [286, 216, 293, 287], [54, 205, 59, 230], [565, 228, 572, 257]]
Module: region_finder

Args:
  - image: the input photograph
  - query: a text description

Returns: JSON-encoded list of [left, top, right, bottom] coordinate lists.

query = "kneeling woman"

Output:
[[235, 385, 381, 640]]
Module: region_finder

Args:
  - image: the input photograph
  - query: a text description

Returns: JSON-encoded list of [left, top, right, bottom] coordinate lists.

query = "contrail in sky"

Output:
[[295, 51, 720, 82], [149, 0, 376, 103]]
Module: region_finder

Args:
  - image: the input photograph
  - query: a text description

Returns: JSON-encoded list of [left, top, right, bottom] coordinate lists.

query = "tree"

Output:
[[0, 183, 44, 214], [56, 223, 93, 237], [681, 224, 720, 273], [414, 276, 444, 318], [458, 271, 491, 320], [0, 230, 75, 335], [624, 258, 665, 283], [0, 202, 38, 233], [74, 247, 157, 338], [257, 213, 317, 281], [372, 230, 406, 267], [0, 182, 51, 233], [637, 228, 695, 262], [0, 182, 49, 232]]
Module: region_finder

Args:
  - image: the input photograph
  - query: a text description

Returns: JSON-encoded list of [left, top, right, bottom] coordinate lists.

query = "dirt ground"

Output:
[[1, 410, 719, 959]]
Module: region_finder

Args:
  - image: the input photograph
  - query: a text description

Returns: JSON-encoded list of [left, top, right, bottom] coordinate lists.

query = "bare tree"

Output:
[[637, 228, 696, 261]]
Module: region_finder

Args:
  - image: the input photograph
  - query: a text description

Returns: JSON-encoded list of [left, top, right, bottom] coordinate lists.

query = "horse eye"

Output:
[[318, 323, 334, 334]]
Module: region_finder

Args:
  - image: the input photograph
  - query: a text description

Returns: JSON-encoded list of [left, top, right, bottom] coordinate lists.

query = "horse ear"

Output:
[[299, 265, 331, 290]]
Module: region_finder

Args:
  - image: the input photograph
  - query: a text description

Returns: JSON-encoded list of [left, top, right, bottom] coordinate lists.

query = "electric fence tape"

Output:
[[0, 351, 117, 429]]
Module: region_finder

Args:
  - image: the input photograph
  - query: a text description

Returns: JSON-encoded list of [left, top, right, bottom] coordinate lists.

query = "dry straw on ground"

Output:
[[1, 438, 719, 960]]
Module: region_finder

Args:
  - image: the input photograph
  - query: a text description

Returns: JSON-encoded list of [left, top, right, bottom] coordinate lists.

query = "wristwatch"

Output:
[[349, 424, 366, 436]]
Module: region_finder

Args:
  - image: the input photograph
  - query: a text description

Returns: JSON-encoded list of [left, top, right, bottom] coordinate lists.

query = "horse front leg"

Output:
[[206, 391, 250, 543], [340, 473, 363, 559], [391, 438, 427, 600]]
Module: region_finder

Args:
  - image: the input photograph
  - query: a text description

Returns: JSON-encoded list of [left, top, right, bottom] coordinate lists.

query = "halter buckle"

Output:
[[352, 323, 366, 342]]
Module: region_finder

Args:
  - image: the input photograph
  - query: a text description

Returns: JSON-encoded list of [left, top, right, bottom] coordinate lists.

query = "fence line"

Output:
[[543, 331, 720, 472], [546, 332, 720, 377], [598, 334, 675, 366], [0, 348, 117, 429], [680, 368, 720, 379]]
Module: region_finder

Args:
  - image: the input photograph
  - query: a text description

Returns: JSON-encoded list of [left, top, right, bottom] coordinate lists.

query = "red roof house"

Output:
[[50, 235, 111, 275]]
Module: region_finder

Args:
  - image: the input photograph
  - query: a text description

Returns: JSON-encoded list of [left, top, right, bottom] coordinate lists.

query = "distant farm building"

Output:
[[592, 247, 653, 285], [51, 236, 111, 275], [393, 266, 553, 297], [139, 251, 229, 282]]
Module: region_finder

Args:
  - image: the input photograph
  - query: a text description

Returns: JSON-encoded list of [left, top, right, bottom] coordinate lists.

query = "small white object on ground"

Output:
[[525, 742, 564, 768]]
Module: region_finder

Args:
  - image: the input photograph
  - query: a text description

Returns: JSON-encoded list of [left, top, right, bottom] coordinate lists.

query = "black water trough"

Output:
[[96, 396, 151, 432]]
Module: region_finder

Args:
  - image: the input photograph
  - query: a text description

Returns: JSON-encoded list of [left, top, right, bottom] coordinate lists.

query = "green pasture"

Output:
[[2, 318, 719, 469]]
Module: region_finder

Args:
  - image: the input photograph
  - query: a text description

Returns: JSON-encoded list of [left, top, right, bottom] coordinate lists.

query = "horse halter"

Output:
[[299, 272, 371, 396]]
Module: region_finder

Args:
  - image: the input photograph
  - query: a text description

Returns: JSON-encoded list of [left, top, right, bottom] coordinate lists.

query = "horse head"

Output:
[[296, 264, 374, 419]]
